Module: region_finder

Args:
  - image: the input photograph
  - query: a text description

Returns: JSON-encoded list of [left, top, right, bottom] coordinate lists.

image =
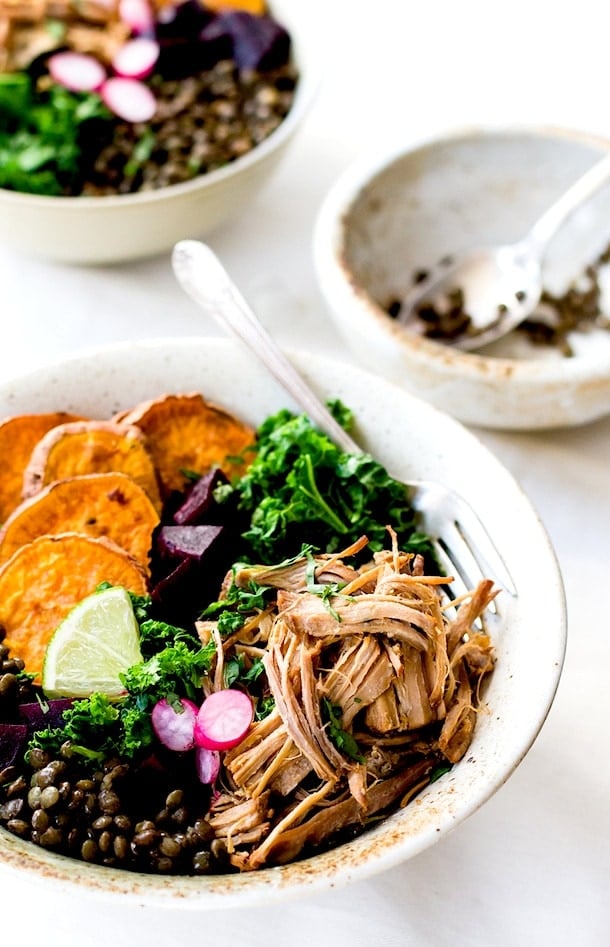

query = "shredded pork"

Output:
[[196, 532, 497, 870]]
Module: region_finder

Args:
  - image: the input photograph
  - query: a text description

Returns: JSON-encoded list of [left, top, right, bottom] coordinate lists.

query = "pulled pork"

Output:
[[196, 532, 497, 870]]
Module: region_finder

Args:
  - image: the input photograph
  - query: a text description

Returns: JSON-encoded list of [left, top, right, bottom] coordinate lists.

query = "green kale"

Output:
[[224, 405, 433, 563], [28, 607, 215, 762], [200, 573, 271, 636], [0, 74, 110, 196]]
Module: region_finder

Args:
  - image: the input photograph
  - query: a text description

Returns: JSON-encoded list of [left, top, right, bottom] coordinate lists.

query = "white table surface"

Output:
[[2, 1, 610, 944]]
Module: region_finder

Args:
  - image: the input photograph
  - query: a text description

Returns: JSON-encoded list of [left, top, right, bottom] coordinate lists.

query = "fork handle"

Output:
[[172, 240, 362, 455]]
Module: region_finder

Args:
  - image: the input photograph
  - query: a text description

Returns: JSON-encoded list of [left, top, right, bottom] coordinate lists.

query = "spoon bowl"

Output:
[[398, 149, 610, 350], [401, 243, 542, 350]]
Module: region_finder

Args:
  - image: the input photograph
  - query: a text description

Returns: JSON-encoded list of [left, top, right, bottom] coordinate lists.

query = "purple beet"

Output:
[[207, 11, 291, 71], [18, 699, 74, 733], [156, 3, 228, 79], [0, 723, 28, 772], [173, 468, 229, 526], [156, 524, 224, 562]]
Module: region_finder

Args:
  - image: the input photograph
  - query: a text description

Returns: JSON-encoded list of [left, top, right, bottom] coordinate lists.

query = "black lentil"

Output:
[[388, 240, 610, 355], [74, 60, 298, 198]]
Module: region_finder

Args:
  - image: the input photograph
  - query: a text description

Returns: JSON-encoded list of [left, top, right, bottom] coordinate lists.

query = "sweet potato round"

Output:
[[118, 392, 255, 495], [0, 472, 159, 569], [0, 532, 148, 677], [0, 412, 86, 525], [22, 420, 162, 512]]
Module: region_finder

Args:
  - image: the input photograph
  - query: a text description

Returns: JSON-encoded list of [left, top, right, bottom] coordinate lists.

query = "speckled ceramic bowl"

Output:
[[0, 0, 316, 265], [313, 125, 610, 430], [0, 337, 566, 908]]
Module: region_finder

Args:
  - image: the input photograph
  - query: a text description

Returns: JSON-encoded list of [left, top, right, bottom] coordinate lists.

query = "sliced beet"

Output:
[[173, 468, 229, 526], [156, 524, 224, 562], [155, 0, 213, 40], [19, 699, 73, 733], [0, 723, 27, 772], [155, 1, 223, 79], [209, 11, 291, 71]]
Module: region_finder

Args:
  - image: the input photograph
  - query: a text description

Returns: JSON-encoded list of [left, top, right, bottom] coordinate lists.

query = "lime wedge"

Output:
[[42, 586, 143, 699]]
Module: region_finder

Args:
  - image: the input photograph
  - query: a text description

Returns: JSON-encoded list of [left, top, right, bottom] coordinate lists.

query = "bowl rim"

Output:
[[0, 337, 567, 909], [313, 121, 610, 384], [0, 0, 320, 210]]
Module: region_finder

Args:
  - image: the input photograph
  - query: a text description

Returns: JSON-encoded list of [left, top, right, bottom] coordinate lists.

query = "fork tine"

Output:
[[409, 481, 517, 599], [450, 501, 517, 597]]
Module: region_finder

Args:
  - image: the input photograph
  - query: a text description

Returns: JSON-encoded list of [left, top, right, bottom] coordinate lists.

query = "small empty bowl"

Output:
[[313, 125, 610, 430]]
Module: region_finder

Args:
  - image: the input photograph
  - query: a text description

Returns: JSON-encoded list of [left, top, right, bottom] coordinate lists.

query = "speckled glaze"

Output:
[[0, 338, 566, 908], [313, 125, 610, 430], [0, 0, 317, 264]]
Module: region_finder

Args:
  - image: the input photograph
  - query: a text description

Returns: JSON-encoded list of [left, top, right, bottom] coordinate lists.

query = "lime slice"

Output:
[[42, 586, 143, 699]]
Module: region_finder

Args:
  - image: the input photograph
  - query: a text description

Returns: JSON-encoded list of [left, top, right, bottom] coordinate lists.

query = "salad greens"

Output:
[[223, 403, 433, 564], [0, 73, 109, 196]]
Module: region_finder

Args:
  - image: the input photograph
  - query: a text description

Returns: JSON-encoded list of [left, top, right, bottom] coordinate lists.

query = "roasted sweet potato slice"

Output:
[[0, 412, 86, 525], [22, 420, 162, 512], [118, 392, 255, 495], [0, 532, 148, 677], [0, 472, 159, 569]]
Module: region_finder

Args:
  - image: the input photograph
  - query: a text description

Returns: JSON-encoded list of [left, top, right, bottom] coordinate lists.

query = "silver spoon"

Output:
[[397, 150, 610, 351], [171, 239, 517, 601]]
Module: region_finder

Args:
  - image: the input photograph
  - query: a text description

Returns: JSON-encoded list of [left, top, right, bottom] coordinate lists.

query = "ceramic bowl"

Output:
[[0, 337, 566, 908], [313, 125, 610, 430], [0, 0, 316, 265]]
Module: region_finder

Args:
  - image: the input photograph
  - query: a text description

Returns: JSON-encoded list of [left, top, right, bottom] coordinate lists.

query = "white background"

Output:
[[2, 1, 610, 944]]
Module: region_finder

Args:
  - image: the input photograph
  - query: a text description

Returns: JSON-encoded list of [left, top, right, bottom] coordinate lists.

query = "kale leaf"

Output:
[[225, 405, 433, 563], [0, 74, 110, 196]]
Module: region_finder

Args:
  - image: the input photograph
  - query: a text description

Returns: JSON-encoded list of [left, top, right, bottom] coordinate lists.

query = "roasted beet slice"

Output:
[[156, 524, 224, 562], [0, 722, 28, 772], [18, 699, 74, 733], [173, 469, 229, 526], [209, 11, 291, 71], [156, 3, 227, 79]]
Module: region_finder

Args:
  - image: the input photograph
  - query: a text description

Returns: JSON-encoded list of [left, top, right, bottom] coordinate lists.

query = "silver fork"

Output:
[[171, 241, 517, 613]]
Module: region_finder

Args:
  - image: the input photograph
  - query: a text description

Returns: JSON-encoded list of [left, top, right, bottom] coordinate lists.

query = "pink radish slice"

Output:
[[151, 698, 198, 752], [101, 77, 157, 123], [195, 746, 221, 784], [112, 37, 160, 80], [48, 52, 106, 92], [194, 690, 254, 751], [119, 0, 155, 34]]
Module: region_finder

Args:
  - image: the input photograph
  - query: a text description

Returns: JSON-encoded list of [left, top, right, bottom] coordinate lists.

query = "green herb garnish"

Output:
[[0, 74, 110, 196], [225, 405, 433, 563], [322, 699, 364, 763]]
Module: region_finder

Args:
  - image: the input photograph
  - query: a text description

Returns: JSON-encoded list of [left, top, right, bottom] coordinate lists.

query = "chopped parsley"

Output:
[[322, 699, 365, 763], [224, 404, 433, 564]]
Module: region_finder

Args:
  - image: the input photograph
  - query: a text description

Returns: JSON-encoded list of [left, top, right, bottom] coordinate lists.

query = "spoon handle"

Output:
[[171, 240, 359, 455], [527, 150, 610, 254]]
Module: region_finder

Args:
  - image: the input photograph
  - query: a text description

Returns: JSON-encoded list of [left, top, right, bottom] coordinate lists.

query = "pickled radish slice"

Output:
[[151, 697, 198, 752], [195, 746, 221, 784], [194, 689, 253, 750], [48, 52, 106, 92], [119, 0, 155, 34], [112, 37, 160, 80], [101, 77, 157, 123]]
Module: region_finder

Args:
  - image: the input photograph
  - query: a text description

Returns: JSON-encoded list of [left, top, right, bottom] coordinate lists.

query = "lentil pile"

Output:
[[79, 60, 297, 196], [388, 241, 610, 356]]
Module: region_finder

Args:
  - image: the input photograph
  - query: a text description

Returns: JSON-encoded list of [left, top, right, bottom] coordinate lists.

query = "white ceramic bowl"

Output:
[[0, 0, 316, 265], [313, 125, 610, 430], [0, 337, 566, 908]]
